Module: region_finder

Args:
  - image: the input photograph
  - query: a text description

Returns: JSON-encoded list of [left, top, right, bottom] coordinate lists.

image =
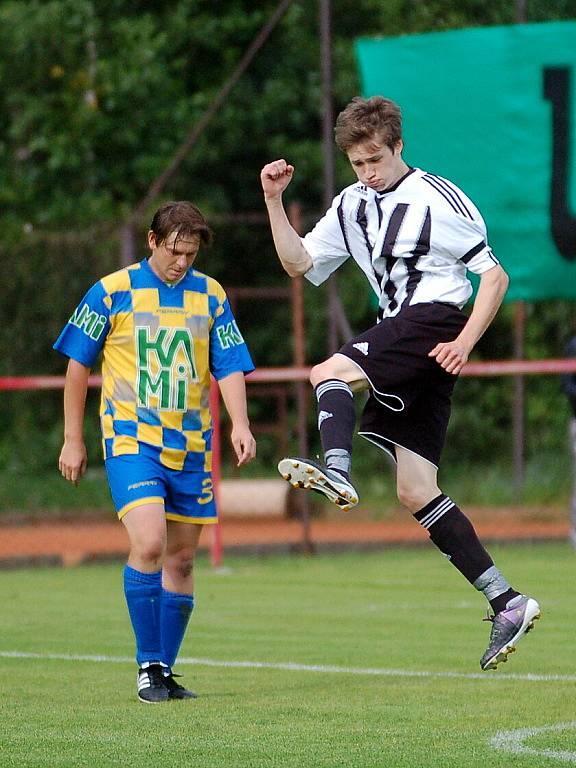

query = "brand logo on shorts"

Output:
[[318, 410, 333, 428], [127, 480, 159, 491], [353, 342, 369, 356]]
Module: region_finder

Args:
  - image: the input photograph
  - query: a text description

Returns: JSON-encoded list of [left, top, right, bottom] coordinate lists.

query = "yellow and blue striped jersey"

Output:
[[54, 259, 254, 471]]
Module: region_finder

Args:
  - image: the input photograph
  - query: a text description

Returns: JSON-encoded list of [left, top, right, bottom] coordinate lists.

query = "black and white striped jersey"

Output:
[[301, 167, 500, 319]]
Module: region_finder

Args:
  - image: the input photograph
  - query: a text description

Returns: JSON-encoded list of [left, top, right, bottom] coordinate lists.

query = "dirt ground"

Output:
[[0, 504, 570, 568]]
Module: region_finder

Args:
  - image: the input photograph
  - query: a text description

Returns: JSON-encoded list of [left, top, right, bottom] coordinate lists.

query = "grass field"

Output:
[[2, 544, 575, 767]]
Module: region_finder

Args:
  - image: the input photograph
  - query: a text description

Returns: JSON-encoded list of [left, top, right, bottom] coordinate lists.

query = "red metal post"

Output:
[[209, 378, 223, 568], [287, 202, 314, 553], [513, 301, 526, 500]]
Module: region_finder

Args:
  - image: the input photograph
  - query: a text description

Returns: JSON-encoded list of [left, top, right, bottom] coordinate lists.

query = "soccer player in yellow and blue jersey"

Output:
[[55, 201, 256, 703]]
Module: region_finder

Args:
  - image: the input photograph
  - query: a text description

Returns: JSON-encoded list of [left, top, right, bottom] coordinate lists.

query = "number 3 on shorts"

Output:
[[198, 477, 214, 505]]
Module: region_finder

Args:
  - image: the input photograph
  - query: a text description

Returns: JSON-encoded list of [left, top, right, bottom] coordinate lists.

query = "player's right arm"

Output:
[[260, 159, 313, 277], [59, 359, 91, 484]]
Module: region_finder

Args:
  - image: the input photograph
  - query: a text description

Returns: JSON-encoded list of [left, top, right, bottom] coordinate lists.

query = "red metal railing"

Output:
[[2, 360, 576, 567], [2, 358, 576, 392]]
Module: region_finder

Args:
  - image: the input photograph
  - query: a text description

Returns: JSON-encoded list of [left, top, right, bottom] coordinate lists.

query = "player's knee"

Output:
[[310, 362, 329, 387], [396, 482, 438, 513], [310, 359, 343, 387], [166, 548, 195, 581], [132, 536, 165, 565]]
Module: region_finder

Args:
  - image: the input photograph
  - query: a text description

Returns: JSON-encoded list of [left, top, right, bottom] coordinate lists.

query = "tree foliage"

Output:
[[1, 0, 575, 475]]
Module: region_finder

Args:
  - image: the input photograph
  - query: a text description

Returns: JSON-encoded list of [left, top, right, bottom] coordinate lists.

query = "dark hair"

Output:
[[334, 96, 403, 153], [150, 201, 213, 248]]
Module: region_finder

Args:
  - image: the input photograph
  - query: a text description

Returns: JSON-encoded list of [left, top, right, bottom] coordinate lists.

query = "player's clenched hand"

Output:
[[230, 424, 256, 467], [59, 439, 88, 485], [260, 160, 294, 199], [428, 339, 471, 375]]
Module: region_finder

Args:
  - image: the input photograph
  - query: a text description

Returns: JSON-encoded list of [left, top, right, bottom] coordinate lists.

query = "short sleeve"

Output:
[[301, 192, 351, 286], [209, 296, 255, 380], [436, 209, 500, 275], [53, 281, 111, 367]]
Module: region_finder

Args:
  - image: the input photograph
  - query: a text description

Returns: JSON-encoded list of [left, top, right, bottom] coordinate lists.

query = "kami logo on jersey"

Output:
[[69, 303, 107, 341], [216, 321, 244, 349], [136, 326, 197, 411]]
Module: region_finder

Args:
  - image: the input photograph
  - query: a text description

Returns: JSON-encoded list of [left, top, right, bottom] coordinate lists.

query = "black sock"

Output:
[[486, 588, 520, 615], [315, 379, 355, 479], [413, 494, 519, 613], [414, 494, 495, 584]]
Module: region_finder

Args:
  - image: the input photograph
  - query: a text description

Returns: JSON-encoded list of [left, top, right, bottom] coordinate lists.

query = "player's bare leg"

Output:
[[160, 522, 204, 699]]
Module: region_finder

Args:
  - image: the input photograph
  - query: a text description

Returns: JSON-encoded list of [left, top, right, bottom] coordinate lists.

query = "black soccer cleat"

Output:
[[137, 663, 169, 703], [480, 595, 541, 671], [164, 672, 198, 700], [278, 457, 359, 512]]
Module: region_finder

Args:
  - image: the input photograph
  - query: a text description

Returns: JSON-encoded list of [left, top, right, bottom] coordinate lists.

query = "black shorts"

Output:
[[339, 302, 467, 467]]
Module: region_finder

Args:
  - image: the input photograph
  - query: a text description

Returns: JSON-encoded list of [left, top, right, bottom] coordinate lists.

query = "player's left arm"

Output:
[[429, 264, 509, 375], [217, 371, 256, 467]]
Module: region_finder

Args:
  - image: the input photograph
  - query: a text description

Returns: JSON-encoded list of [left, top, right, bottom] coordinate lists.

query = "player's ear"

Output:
[[147, 231, 157, 251], [394, 139, 404, 155]]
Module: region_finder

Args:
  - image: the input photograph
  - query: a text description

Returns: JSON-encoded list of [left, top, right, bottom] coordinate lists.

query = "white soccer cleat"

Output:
[[278, 457, 359, 512]]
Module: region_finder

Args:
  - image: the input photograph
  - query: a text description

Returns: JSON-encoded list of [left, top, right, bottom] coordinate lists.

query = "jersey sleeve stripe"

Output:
[[461, 240, 487, 264]]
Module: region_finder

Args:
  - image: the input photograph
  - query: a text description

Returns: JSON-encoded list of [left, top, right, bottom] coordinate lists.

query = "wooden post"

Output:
[[119, 223, 136, 267]]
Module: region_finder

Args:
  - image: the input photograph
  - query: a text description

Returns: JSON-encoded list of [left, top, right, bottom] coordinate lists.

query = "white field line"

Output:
[[490, 722, 576, 763], [1, 650, 576, 683]]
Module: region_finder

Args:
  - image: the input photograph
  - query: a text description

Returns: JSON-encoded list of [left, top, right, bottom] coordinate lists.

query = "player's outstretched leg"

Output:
[[480, 595, 541, 671], [279, 377, 359, 510], [278, 457, 359, 511], [409, 485, 542, 671]]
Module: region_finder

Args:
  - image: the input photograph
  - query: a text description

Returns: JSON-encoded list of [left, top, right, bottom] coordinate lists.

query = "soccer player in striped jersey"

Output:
[[261, 96, 540, 671], [55, 201, 256, 702]]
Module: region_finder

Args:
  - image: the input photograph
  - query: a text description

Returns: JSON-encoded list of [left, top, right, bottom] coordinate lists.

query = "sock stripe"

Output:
[[414, 495, 495, 587], [419, 497, 455, 529], [420, 497, 454, 527], [315, 380, 354, 401]]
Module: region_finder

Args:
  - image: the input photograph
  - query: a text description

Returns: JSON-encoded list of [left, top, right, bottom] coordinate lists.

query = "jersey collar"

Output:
[[143, 257, 192, 288], [376, 167, 416, 196]]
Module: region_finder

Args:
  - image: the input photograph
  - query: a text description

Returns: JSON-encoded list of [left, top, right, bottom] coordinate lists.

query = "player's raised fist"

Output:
[[260, 160, 294, 198]]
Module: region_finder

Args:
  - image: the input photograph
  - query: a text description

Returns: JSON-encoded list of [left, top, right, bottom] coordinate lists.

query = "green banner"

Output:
[[355, 21, 576, 301]]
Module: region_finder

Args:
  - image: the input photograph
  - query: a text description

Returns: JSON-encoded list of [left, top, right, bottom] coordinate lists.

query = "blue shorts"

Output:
[[105, 454, 217, 524]]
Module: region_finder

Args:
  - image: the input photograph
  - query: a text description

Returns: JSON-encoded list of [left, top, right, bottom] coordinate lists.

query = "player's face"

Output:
[[347, 137, 405, 192], [147, 230, 201, 284]]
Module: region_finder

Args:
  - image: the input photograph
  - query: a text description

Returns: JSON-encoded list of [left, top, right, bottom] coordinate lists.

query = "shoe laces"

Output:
[[164, 673, 184, 691], [482, 609, 509, 645], [146, 664, 166, 687]]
